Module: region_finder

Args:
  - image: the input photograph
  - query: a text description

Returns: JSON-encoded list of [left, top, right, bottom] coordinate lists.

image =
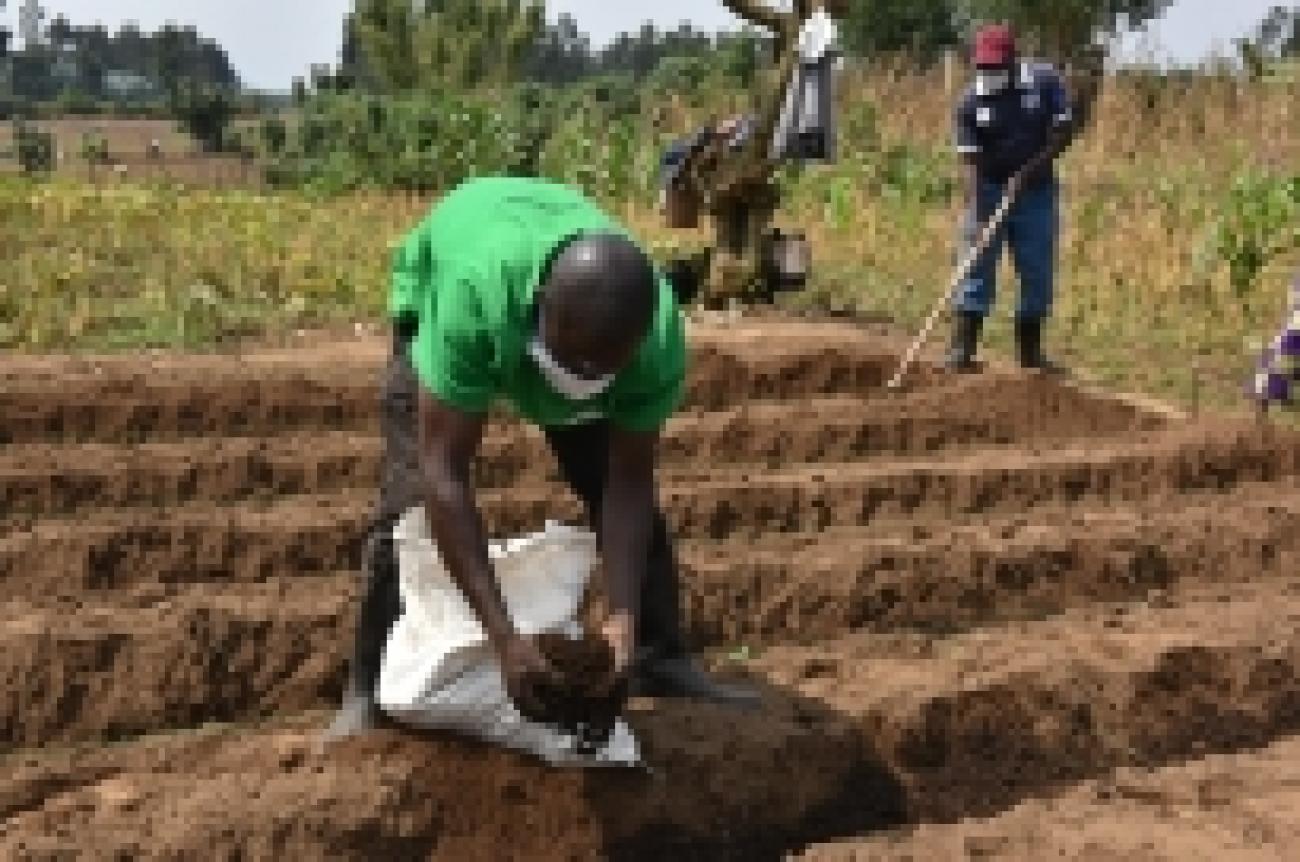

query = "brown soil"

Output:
[[795, 734, 1300, 860], [0, 376, 1163, 520], [0, 337, 921, 445], [0, 119, 198, 161], [2, 318, 1299, 859], [6, 428, 1294, 597], [0, 118, 264, 188]]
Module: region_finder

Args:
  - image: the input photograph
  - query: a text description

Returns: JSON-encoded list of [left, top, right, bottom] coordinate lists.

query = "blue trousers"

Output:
[[954, 178, 1058, 320]]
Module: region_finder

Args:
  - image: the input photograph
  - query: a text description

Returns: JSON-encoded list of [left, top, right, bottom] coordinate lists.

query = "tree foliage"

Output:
[[5, 16, 237, 103], [169, 81, 235, 153], [346, 0, 546, 92], [13, 120, 55, 174], [955, 0, 1174, 58], [1254, 5, 1300, 57], [1238, 4, 1300, 75], [343, 4, 766, 91], [837, 0, 960, 62]]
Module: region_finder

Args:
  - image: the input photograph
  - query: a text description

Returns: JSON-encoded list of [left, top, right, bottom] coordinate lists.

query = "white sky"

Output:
[[2, 0, 1288, 91]]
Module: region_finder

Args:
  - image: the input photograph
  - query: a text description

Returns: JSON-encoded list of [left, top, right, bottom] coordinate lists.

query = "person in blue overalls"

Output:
[[948, 24, 1081, 373]]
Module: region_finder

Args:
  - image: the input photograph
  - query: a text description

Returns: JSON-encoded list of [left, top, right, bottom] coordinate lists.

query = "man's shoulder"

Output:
[[429, 176, 584, 213], [1021, 60, 1064, 90]]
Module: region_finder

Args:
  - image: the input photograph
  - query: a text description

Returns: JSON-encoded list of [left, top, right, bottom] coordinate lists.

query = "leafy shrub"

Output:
[[261, 116, 288, 155], [1211, 169, 1300, 297], [14, 121, 55, 174]]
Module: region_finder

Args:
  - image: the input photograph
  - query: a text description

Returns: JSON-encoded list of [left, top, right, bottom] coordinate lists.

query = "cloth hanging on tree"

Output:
[[770, 8, 841, 163]]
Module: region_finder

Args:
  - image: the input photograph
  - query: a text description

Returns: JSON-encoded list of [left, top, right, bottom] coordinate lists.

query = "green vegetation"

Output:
[[13, 120, 54, 173], [0, 180, 422, 349], [0, 16, 240, 108]]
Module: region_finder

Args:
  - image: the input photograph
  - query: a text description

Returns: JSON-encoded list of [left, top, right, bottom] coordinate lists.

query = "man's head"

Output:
[[972, 23, 1017, 93], [530, 231, 658, 398]]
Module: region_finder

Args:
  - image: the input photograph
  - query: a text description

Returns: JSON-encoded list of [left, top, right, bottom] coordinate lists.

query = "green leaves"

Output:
[[12, 120, 54, 175], [351, 0, 545, 92], [956, 0, 1173, 60], [168, 80, 236, 154], [838, 0, 960, 61], [265, 78, 663, 206], [1210, 169, 1300, 297]]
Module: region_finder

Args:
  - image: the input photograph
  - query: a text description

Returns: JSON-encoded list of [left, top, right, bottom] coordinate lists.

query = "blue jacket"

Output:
[[955, 61, 1072, 185]]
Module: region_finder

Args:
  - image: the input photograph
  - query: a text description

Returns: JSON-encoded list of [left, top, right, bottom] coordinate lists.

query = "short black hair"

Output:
[[538, 231, 658, 353]]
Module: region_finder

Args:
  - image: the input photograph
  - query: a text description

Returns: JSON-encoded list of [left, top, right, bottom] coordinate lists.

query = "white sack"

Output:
[[377, 507, 642, 767]]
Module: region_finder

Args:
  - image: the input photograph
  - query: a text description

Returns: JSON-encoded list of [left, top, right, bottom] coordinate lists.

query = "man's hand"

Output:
[[498, 633, 563, 723], [593, 614, 635, 731], [600, 610, 636, 674]]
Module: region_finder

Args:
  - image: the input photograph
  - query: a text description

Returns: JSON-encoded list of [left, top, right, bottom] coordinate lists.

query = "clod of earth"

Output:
[[532, 632, 628, 753]]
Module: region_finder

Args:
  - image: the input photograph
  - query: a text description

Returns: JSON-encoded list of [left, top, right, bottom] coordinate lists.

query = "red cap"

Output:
[[973, 24, 1016, 67]]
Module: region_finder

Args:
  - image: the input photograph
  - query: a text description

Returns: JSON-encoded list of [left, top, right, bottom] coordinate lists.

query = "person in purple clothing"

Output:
[[1250, 271, 1300, 416]]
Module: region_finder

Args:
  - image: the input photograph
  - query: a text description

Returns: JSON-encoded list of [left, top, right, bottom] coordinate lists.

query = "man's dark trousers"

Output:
[[342, 324, 687, 705]]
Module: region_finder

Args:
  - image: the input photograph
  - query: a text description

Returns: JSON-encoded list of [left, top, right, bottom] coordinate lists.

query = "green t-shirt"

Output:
[[390, 176, 686, 432]]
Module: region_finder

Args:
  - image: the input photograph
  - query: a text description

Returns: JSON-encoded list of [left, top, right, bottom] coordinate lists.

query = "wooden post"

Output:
[[1191, 355, 1200, 416]]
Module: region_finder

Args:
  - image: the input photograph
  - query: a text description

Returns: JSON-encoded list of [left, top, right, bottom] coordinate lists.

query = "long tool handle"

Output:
[[885, 174, 1024, 390]]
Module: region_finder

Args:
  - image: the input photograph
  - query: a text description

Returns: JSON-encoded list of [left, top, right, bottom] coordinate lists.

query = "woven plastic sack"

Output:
[[377, 507, 641, 767]]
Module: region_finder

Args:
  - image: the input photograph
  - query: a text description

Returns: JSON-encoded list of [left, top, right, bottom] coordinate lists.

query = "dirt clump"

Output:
[[533, 632, 629, 754]]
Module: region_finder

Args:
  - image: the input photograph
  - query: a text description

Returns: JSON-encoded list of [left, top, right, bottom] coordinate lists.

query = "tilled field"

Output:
[[1, 318, 1298, 860]]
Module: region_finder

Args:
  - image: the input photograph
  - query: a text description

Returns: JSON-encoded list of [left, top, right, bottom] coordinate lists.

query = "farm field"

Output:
[[3, 64, 1296, 416], [0, 117, 264, 187], [1, 317, 1298, 858]]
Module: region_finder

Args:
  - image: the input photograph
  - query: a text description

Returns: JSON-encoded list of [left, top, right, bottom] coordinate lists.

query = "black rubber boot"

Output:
[[631, 533, 761, 709], [323, 532, 401, 741], [944, 311, 983, 371], [635, 651, 762, 708], [1016, 316, 1065, 374]]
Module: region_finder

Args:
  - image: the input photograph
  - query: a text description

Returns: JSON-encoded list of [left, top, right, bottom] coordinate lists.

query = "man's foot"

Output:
[[1015, 317, 1067, 375], [637, 655, 762, 707], [944, 311, 983, 372]]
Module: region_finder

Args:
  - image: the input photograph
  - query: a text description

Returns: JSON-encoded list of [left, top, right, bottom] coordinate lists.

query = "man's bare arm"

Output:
[[416, 390, 514, 643], [417, 389, 560, 715], [600, 425, 658, 668]]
